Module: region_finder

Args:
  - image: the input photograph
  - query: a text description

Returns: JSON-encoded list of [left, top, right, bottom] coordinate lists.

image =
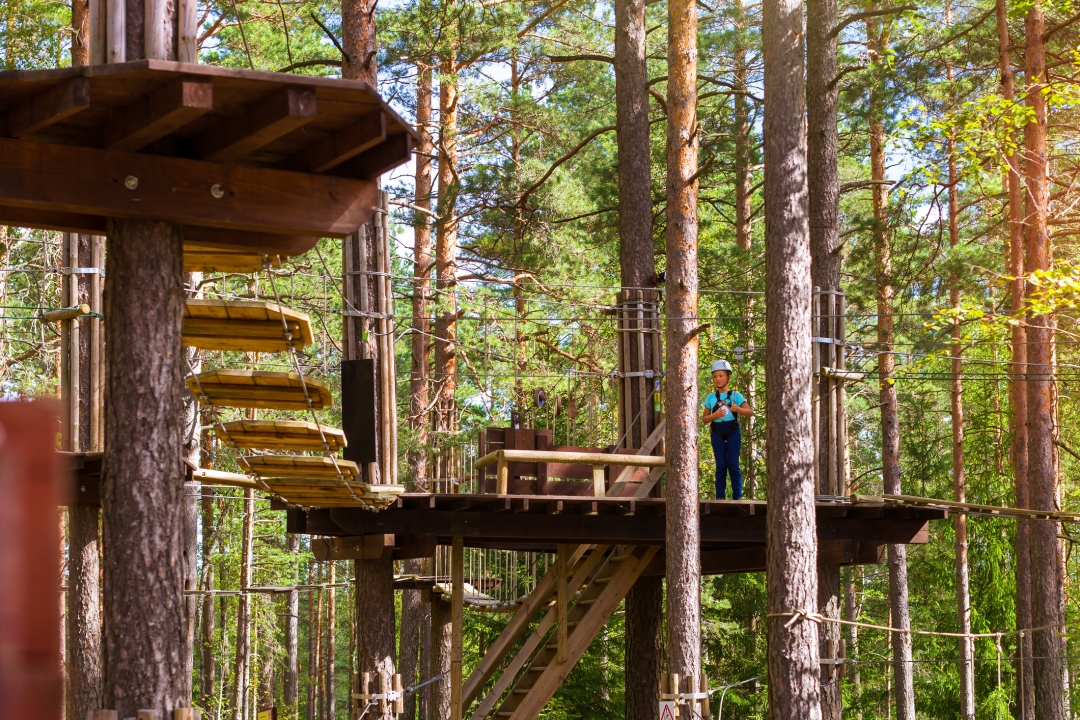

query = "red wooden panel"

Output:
[[0, 401, 63, 720]]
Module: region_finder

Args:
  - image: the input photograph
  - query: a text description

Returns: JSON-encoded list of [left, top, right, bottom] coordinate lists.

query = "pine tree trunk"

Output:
[[996, 0, 1033, 712], [762, 0, 821, 712], [664, 0, 702, 693], [411, 61, 434, 490], [400, 559, 424, 720], [1024, 5, 1065, 716], [307, 562, 318, 720], [419, 567, 432, 720], [614, 0, 664, 711], [102, 217, 188, 717], [806, 0, 842, 711], [434, 57, 460, 444], [355, 558, 396, 719], [68, 503, 102, 719], [233, 489, 255, 719], [733, 0, 752, 253], [285, 534, 299, 712], [624, 575, 663, 720], [845, 571, 863, 720], [867, 15, 914, 716], [429, 597, 452, 720]]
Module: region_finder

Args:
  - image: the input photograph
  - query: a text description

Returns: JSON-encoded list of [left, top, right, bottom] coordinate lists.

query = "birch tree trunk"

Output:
[[945, 24, 975, 710], [867, 14, 915, 717], [663, 0, 702, 695], [233, 489, 255, 720], [285, 534, 300, 712], [996, 0, 1033, 712], [762, 0, 821, 712], [1024, 4, 1066, 716]]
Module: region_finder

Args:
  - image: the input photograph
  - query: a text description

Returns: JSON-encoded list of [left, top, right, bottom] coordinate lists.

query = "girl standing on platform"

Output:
[[702, 359, 754, 499]]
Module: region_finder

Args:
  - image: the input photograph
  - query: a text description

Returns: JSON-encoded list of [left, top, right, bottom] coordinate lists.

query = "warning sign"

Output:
[[659, 700, 677, 720]]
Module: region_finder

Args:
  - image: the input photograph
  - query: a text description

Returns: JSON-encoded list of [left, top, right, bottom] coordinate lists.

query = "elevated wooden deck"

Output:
[[287, 492, 946, 575]]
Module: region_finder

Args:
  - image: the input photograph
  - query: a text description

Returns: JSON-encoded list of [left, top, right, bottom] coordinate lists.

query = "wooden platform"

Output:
[[244, 454, 359, 480], [215, 419, 346, 452], [186, 368, 332, 410], [288, 493, 948, 574], [0, 61, 417, 240], [183, 299, 314, 352], [184, 242, 284, 273]]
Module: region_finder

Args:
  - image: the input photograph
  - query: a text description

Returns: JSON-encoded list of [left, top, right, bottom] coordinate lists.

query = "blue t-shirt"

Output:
[[703, 390, 746, 423]]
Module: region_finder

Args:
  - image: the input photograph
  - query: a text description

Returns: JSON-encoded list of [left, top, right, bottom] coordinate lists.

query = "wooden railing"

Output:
[[473, 449, 665, 496]]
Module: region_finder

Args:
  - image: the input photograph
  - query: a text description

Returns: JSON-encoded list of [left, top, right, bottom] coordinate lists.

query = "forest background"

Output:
[[3, 0, 1080, 714]]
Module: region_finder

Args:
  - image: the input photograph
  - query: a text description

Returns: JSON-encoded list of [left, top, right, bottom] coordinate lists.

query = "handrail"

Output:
[[473, 449, 665, 470]]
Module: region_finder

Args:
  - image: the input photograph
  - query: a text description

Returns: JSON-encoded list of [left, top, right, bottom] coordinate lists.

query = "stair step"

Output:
[[530, 665, 547, 672], [592, 576, 612, 583], [514, 689, 530, 694], [497, 713, 513, 717], [611, 553, 632, 562], [577, 598, 596, 605]]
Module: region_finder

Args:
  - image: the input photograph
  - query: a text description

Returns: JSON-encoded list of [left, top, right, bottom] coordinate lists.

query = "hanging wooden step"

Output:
[[186, 369, 332, 410], [184, 243, 285, 273], [214, 419, 346, 452], [244, 454, 360, 480], [243, 455, 404, 508], [183, 299, 314, 353]]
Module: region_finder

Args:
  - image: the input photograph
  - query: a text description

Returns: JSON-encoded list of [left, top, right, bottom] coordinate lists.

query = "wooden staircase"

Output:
[[465, 543, 659, 720]]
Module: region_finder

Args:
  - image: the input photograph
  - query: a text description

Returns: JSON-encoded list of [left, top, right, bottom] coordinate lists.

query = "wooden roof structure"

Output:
[[186, 368, 332, 410], [0, 60, 417, 246], [214, 419, 346, 452], [184, 242, 285, 272], [182, 299, 314, 352]]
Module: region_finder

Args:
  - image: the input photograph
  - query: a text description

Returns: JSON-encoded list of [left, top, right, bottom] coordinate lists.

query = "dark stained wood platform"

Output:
[[287, 493, 947, 575], [0, 60, 417, 244]]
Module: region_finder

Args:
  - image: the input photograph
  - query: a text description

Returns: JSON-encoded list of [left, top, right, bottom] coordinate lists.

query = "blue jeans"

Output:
[[710, 422, 742, 500]]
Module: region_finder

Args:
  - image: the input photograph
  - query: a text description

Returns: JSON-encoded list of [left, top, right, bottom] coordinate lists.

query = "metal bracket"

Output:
[[48, 267, 105, 277]]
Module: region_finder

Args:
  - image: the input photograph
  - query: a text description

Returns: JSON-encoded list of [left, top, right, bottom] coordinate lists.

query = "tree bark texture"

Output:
[[664, 0, 701, 689], [762, 0, 821, 713], [807, 0, 842, 713], [419, 590, 432, 720], [326, 562, 337, 720], [102, 217, 187, 717], [946, 71, 975, 716], [400, 559, 424, 720], [67, 503, 102, 720], [200, 486, 216, 705], [233, 488, 255, 719], [1024, 4, 1066, 716], [996, 0, 1033, 711], [867, 14, 914, 718], [615, 0, 655, 291], [285, 533, 300, 711], [434, 59, 460, 444], [341, 0, 377, 85], [429, 596, 452, 720], [356, 558, 396, 719], [624, 575, 663, 720], [845, 571, 863, 719], [410, 61, 434, 489]]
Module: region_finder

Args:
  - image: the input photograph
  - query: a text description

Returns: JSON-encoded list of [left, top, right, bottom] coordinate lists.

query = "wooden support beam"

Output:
[[328, 131, 413, 180], [591, 465, 606, 497], [451, 536, 464, 720], [556, 545, 568, 663], [196, 87, 317, 162], [311, 534, 394, 561], [496, 454, 509, 495], [5, 77, 91, 138], [102, 76, 213, 151], [474, 448, 665, 470], [286, 111, 386, 173], [0, 137, 377, 236]]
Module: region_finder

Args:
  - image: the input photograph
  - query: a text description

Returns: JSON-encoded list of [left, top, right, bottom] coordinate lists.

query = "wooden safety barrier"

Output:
[[474, 449, 664, 496]]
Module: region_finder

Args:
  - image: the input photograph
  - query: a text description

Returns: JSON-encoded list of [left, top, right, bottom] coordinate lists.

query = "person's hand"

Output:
[[716, 403, 729, 417]]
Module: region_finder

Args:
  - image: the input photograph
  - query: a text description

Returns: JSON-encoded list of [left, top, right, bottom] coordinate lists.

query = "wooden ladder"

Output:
[[467, 544, 659, 720]]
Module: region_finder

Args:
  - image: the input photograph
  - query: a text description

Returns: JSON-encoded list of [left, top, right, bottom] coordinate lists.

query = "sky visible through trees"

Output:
[[6, 0, 1080, 715]]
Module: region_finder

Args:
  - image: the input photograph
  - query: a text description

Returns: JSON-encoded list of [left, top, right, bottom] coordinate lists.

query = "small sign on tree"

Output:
[[659, 700, 677, 720]]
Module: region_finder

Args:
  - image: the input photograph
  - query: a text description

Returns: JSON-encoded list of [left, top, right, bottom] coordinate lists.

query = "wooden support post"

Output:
[[496, 452, 508, 494], [136, 711, 160, 720], [556, 545, 569, 663], [106, 0, 124, 62], [826, 291, 838, 496], [173, 710, 202, 720], [87, 713, 118, 720], [592, 464, 606, 497], [670, 672, 681, 717], [700, 674, 711, 719], [394, 673, 404, 715], [378, 671, 389, 716], [177, 0, 197, 62], [450, 536, 464, 720], [836, 291, 848, 495], [811, 287, 821, 493]]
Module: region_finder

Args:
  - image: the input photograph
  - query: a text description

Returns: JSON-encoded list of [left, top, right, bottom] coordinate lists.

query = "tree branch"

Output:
[[309, 12, 345, 57], [831, 5, 917, 38], [547, 54, 614, 64], [1045, 8, 1080, 41], [276, 58, 342, 73], [517, 126, 617, 207]]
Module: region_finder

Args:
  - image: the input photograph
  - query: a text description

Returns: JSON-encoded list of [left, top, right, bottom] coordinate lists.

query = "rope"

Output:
[[767, 609, 1080, 640]]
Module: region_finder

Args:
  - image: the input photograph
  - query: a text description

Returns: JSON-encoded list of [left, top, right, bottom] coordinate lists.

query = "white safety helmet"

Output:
[[710, 359, 732, 374]]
